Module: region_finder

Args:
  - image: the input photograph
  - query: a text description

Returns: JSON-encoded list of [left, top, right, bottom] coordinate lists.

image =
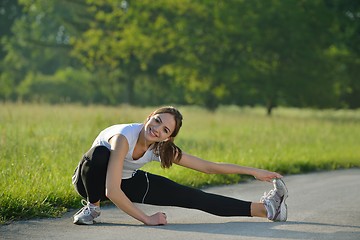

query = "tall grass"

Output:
[[1, 103, 359, 223]]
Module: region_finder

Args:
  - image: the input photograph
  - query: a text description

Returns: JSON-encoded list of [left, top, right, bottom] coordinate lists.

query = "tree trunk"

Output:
[[266, 98, 275, 116]]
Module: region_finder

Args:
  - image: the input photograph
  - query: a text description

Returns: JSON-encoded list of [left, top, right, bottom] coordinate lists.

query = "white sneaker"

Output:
[[261, 178, 288, 222], [73, 199, 101, 225], [273, 178, 288, 200]]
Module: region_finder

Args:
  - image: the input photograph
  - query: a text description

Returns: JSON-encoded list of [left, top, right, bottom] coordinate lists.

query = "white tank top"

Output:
[[91, 123, 160, 179]]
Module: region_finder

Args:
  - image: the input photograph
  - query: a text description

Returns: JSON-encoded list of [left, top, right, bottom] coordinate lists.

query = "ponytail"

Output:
[[154, 139, 182, 168]]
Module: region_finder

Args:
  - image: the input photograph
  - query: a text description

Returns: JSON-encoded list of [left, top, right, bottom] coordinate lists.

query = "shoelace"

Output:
[[260, 189, 276, 202], [81, 199, 89, 207], [80, 199, 98, 215]]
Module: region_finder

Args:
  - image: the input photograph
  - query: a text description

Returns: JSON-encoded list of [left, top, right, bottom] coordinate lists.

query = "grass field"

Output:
[[1, 103, 359, 223]]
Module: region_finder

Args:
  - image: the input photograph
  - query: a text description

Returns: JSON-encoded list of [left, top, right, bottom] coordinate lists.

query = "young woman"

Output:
[[72, 106, 288, 225]]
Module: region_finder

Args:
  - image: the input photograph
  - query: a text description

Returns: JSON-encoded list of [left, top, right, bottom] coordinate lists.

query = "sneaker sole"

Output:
[[274, 201, 288, 222], [273, 178, 289, 222], [73, 218, 94, 225], [73, 216, 101, 225], [274, 179, 289, 199]]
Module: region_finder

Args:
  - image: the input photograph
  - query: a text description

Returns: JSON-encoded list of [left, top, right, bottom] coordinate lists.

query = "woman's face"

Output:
[[144, 113, 176, 143]]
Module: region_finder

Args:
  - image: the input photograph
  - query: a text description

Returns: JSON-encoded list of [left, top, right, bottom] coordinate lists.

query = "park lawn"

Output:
[[1, 103, 359, 223]]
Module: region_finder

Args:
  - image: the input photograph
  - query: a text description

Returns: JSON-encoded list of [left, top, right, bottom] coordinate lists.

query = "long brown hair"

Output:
[[146, 106, 183, 168]]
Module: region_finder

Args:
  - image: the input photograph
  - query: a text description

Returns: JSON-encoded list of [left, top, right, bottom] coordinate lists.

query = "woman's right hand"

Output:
[[145, 212, 168, 225]]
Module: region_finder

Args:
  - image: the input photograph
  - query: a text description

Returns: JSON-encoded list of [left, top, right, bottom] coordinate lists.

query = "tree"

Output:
[[0, 0, 22, 100], [326, 0, 360, 108], [1, 0, 92, 102], [1, 0, 358, 111]]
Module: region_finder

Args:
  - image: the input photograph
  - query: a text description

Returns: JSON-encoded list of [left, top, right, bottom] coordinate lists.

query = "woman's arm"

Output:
[[176, 152, 282, 182], [106, 134, 167, 225]]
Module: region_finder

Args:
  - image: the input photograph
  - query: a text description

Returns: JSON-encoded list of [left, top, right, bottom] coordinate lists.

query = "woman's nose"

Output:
[[152, 125, 159, 133]]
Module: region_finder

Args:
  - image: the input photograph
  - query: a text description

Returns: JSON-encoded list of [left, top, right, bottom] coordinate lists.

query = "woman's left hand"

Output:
[[253, 169, 283, 182]]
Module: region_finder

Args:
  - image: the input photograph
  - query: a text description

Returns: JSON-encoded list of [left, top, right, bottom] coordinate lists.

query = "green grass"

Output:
[[1, 103, 359, 223]]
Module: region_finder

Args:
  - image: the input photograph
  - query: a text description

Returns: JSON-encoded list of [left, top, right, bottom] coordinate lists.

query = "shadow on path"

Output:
[[93, 220, 360, 239]]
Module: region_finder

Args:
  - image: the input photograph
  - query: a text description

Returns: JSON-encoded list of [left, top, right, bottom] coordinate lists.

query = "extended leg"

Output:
[[125, 171, 252, 217]]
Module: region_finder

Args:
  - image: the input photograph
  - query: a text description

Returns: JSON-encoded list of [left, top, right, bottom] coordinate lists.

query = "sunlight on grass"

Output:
[[1, 103, 359, 222]]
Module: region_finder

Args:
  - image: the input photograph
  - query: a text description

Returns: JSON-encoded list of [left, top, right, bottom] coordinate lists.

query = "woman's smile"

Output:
[[148, 126, 159, 138]]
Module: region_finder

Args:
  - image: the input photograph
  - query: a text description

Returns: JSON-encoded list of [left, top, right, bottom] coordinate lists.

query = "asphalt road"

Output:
[[1, 169, 359, 240]]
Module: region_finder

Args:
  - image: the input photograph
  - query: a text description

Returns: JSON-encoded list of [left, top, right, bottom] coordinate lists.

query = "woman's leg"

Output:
[[251, 203, 267, 218], [72, 146, 110, 225], [72, 145, 110, 203], [122, 171, 252, 217]]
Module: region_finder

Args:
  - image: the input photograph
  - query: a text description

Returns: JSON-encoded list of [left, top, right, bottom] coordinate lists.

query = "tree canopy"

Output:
[[1, 0, 359, 114]]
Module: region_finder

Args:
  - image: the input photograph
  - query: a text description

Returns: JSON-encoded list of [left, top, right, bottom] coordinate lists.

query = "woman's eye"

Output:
[[155, 118, 160, 123]]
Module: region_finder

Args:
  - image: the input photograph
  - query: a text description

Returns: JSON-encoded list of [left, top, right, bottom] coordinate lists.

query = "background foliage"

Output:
[[1, 0, 359, 114]]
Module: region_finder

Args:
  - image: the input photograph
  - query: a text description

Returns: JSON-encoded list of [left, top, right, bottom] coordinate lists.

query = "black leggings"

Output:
[[72, 146, 252, 217]]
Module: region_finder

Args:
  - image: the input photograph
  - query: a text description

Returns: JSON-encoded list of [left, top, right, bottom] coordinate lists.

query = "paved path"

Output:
[[1, 169, 360, 240]]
